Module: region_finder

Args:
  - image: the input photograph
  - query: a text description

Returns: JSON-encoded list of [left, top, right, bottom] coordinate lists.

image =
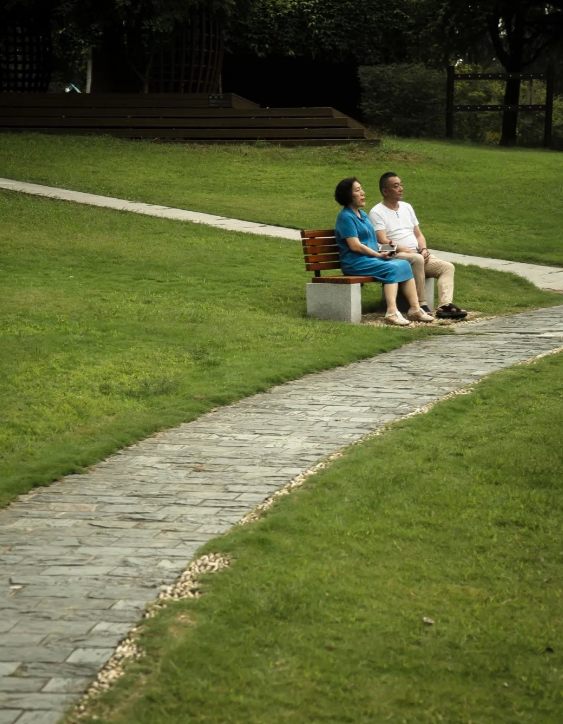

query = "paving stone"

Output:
[[0, 666, 19, 678], [65, 648, 114, 666], [9, 622, 94, 636], [0, 711, 22, 724], [0, 649, 71, 665], [0, 636, 45, 648], [15, 663, 101, 679], [0, 678, 47, 693], [0, 693, 75, 709], [13, 711, 65, 724], [42, 677, 92, 693]]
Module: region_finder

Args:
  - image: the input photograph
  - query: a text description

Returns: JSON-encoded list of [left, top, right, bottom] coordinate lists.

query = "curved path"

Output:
[[2, 307, 563, 723], [1, 177, 563, 291]]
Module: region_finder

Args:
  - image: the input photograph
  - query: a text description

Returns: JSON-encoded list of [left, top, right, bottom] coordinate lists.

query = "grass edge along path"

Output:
[[69, 350, 563, 724], [1, 134, 563, 266]]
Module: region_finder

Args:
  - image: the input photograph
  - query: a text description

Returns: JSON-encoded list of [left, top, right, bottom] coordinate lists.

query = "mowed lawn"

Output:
[[0, 190, 437, 507], [1, 133, 563, 265], [75, 351, 563, 724], [3, 189, 558, 506], [1, 137, 563, 722]]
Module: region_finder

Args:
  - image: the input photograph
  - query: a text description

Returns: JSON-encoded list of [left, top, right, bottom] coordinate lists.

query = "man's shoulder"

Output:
[[369, 202, 386, 216], [399, 201, 416, 214]]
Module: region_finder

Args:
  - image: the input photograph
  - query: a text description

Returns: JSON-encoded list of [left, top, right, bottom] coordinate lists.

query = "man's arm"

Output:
[[413, 226, 430, 260]]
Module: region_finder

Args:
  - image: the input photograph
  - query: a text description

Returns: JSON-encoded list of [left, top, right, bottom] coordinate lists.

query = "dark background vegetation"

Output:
[[2, 0, 563, 145]]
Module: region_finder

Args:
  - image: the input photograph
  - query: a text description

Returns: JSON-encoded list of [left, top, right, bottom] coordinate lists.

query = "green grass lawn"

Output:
[[1, 133, 562, 265], [72, 351, 563, 724], [3, 134, 563, 722], [2, 189, 561, 507]]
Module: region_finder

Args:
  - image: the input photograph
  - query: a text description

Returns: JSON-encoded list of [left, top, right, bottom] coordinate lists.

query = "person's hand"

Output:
[[420, 248, 430, 263]]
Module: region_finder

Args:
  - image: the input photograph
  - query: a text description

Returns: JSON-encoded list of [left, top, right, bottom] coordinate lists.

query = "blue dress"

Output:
[[335, 207, 413, 283]]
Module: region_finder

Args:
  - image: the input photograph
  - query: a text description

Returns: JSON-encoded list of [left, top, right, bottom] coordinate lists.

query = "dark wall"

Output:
[[222, 54, 363, 119]]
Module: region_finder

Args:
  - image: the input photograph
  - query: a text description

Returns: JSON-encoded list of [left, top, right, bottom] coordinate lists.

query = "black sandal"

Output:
[[435, 303, 468, 319]]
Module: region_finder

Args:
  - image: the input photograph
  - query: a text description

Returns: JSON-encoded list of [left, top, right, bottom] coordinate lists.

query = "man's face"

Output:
[[383, 176, 403, 203]]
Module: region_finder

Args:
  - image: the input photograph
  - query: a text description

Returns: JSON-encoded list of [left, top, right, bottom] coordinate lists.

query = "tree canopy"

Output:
[[227, 0, 414, 65]]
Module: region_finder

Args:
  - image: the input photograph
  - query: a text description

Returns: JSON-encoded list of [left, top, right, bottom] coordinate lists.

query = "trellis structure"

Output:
[[0, 19, 52, 93], [150, 10, 223, 94], [446, 66, 555, 147]]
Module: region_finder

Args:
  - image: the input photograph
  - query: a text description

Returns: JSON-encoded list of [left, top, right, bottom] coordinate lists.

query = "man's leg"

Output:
[[424, 255, 455, 308], [395, 252, 427, 305]]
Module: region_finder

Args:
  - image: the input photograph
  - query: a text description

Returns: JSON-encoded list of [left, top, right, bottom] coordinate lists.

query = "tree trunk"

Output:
[[500, 76, 521, 147]]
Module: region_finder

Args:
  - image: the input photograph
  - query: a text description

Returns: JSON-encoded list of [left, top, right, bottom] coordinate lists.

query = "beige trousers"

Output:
[[395, 252, 455, 307]]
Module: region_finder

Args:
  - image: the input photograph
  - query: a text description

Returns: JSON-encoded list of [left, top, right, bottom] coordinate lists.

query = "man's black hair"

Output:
[[334, 177, 359, 206], [379, 171, 398, 193]]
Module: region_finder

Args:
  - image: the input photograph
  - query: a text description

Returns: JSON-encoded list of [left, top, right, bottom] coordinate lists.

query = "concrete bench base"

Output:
[[306, 277, 435, 324], [306, 283, 363, 323]]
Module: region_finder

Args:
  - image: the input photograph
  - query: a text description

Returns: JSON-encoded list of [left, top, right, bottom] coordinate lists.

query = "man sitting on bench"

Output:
[[369, 172, 468, 319]]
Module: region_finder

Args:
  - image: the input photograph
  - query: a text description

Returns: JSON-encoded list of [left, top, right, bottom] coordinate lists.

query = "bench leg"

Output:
[[306, 283, 362, 324], [397, 277, 435, 312]]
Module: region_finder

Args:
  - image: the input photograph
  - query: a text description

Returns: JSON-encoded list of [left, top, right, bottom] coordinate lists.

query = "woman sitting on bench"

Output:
[[334, 177, 433, 326]]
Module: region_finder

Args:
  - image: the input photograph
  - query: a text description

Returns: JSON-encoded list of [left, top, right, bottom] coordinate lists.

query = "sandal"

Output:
[[384, 311, 411, 326], [435, 303, 468, 319], [407, 307, 434, 323]]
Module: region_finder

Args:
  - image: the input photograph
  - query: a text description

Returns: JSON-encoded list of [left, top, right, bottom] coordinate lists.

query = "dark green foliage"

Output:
[[227, 0, 411, 63], [359, 64, 446, 138]]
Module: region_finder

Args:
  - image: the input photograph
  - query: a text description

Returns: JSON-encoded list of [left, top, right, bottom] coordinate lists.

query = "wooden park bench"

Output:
[[301, 228, 434, 323]]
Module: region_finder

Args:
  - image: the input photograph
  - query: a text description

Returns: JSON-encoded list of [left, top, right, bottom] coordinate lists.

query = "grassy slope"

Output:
[[76, 352, 563, 724], [2, 180, 562, 506], [0, 190, 435, 506], [0, 134, 562, 265]]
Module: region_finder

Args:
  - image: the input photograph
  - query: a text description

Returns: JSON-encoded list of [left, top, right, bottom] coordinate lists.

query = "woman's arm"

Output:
[[375, 229, 411, 254], [346, 236, 391, 258]]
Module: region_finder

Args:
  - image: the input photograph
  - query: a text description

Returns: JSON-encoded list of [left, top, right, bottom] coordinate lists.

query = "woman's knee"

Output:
[[397, 259, 413, 276]]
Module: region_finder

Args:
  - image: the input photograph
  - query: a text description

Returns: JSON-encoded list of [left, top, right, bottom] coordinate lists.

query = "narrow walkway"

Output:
[[2, 307, 563, 723], [1, 177, 563, 291]]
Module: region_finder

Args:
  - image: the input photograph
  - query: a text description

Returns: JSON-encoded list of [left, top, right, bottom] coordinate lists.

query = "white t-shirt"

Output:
[[369, 201, 419, 251]]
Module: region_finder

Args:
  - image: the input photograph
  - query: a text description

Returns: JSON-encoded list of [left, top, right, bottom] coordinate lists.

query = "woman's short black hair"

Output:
[[334, 177, 359, 206]]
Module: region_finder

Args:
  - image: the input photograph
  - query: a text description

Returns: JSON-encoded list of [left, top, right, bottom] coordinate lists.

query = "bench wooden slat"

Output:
[[302, 244, 338, 255], [311, 276, 375, 284], [300, 229, 335, 239], [303, 252, 340, 264], [305, 261, 343, 271]]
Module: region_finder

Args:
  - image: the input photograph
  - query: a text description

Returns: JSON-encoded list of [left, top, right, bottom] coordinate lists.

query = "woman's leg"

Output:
[[383, 283, 399, 313], [399, 278, 420, 309]]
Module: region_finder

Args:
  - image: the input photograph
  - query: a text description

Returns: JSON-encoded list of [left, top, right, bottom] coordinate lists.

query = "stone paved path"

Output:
[[1, 177, 563, 291], [2, 306, 563, 723]]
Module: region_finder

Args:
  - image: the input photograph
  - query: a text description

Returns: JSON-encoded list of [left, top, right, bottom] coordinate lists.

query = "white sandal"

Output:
[[384, 310, 411, 326], [407, 307, 434, 323]]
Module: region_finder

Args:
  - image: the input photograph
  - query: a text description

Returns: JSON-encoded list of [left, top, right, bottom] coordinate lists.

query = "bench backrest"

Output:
[[300, 229, 341, 278]]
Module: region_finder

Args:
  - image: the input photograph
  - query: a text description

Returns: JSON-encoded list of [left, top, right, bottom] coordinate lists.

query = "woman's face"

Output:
[[350, 181, 365, 208]]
